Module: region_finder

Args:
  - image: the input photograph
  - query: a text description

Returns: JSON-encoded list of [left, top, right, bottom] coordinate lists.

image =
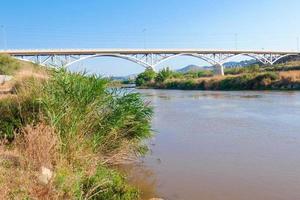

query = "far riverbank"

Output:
[[135, 63, 300, 91]]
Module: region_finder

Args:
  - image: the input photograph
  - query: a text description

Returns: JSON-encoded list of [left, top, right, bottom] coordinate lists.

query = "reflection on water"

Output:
[[124, 90, 300, 200], [118, 163, 158, 199]]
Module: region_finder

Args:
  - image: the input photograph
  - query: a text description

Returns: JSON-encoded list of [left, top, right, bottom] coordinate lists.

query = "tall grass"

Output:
[[0, 66, 153, 199], [41, 69, 152, 153]]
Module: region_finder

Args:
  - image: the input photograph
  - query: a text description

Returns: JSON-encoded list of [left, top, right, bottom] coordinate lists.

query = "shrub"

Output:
[[40, 69, 152, 155], [224, 64, 260, 75], [218, 74, 255, 90], [155, 67, 173, 83], [217, 72, 279, 90], [254, 72, 279, 81], [135, 69, 156, 86], [184, 70, 213, 78], [0, 97, 41, 140], [80, 167, 139, 200]]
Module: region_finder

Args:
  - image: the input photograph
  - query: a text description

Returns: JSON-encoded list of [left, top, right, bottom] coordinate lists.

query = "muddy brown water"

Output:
[[121, 90, 300, 200]]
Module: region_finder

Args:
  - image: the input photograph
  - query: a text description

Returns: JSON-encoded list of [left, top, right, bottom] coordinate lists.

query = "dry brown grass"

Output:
[[0, 123, 59, 200], [14, 65, 49, 82], [279, 70, 300, 81], [17, 124, 58, 170], [281, 61, 300, 67], [0, 93, 16, 100]]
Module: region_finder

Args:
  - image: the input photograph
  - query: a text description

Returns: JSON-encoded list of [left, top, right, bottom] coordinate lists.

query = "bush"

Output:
[[135, 69, 156, 86], [253, 72, 279, 82], [39, 69, 153, 153], [184, 70, 213, 78], [80, 167, 139, 200], [217, 72, 279, 90], [155, 67, 175, 83], [224, 64, 260, 75], [155, 67, 173, 83], [218, 74, 254, 90], [0, 97, 41, 140]]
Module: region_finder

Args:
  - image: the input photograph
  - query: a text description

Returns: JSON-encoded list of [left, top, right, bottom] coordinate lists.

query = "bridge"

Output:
[[0, 49, 299, 75]]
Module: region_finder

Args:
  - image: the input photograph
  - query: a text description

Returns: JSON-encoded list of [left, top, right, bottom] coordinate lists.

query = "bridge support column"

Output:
[[214, 64, 224, 76]]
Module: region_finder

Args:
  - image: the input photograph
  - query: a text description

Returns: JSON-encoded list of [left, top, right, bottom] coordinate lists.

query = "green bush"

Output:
[[0, 97, 41, 140], [253, 72, 279, 82], [40, 69, 153, 153], [0, 68, 153, 152], [217, 72, 279, 90], [218, 74, 254, 90], [135, 69, 156, 86], [80, 167, 139, 200], [184, 70, 213, 78], [224, 64, 260, 75], [155, 67, 173, 83]]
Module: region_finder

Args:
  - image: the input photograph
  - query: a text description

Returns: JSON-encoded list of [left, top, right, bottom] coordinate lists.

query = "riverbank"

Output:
[[136, 64, 300, 91], [150, 71, 300, 90], [0, 55, 153, 199]]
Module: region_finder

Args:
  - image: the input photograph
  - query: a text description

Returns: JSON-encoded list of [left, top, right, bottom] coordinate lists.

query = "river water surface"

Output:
[[122, 90, 300, 200]]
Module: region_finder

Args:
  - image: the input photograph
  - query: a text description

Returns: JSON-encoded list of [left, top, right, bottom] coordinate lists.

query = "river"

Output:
[[122, 89, 300, 200]]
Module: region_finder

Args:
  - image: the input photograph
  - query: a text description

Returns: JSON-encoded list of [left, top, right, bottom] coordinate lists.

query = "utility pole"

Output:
[[1, 25, 7, 49]]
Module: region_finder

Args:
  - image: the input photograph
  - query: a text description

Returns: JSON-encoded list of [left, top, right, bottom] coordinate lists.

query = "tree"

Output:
[[135, 68, 156, 86], [155, 67, 173, 83]]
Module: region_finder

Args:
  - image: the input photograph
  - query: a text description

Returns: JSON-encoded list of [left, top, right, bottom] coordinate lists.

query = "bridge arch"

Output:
[[64, 54, 153, 69], [153, 53, 224, 75], [220, 53, 300, 66], [153, 53, 221, 68], [271, 54, 298, 65], [220, 53, 271, 65]]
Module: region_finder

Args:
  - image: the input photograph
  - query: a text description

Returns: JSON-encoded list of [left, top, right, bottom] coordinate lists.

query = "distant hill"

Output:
[[176, 59, 258, 73], [177, 65, 208, 73], [223, 60, 258, 68]]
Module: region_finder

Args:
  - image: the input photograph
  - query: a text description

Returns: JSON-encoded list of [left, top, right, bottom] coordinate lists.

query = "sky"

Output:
[[1, 0, 300, 75]]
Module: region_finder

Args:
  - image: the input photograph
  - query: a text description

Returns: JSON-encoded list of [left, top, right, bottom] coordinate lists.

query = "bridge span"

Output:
[[0, 49, 299, 75]]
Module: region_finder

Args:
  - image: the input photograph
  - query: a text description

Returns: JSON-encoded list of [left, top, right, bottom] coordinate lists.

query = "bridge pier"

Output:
[[214, 64, 224, 76]]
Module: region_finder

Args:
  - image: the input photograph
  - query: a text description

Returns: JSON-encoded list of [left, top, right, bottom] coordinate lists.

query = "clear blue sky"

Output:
[[1, 0, 300, 75]]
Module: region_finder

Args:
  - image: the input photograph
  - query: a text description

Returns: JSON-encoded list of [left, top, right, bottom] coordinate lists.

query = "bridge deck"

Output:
[[0, 49, 299, 56]]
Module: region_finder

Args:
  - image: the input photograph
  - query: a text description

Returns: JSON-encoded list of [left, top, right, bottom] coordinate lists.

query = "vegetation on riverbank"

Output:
[[0, 55, 153, 199], [136, 62, 300, 90]]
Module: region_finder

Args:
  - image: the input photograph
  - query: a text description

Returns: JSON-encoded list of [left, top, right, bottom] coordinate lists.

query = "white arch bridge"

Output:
[[0, 49, 299, 75]]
